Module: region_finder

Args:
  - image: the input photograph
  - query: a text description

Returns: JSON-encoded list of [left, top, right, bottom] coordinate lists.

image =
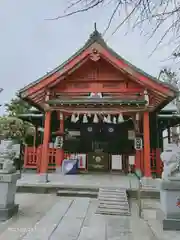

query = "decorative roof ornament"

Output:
[[90, 48, 100, 61], [85, 23, 107, 47]]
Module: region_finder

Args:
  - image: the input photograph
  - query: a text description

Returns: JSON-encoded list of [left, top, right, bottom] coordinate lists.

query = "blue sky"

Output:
[[0, 0, 175, 115]]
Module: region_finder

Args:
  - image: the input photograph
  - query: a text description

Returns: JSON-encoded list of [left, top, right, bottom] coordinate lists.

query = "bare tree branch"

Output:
[[47, 0, 180, 55]]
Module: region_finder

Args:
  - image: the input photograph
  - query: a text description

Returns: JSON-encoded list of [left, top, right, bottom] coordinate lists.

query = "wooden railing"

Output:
[[135, 148, 162, 177], [24, 146, 85, 171], [23, 146, 162, 176]]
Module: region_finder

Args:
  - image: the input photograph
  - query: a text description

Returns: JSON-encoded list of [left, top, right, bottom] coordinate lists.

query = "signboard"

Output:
[[134, 137, 143, 150], [129, 155, 135, 165], [88, 153, 109, 171], [111, 155, 122, 170]]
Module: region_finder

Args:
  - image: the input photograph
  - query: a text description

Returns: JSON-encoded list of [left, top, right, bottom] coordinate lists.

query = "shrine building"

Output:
[[18, 29, 178, 177]]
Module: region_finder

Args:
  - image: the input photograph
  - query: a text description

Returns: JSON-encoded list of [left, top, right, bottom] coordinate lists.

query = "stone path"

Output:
[[0, 193, 179, 239], [96, 187, 130, 216]]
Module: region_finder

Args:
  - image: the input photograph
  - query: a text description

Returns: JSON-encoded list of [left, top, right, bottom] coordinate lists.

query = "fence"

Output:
[[23, 146, 162, 176]]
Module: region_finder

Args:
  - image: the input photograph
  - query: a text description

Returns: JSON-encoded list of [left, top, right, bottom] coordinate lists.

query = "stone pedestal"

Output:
[[0, 172, 20, 221], [160, 179, 180, 230]]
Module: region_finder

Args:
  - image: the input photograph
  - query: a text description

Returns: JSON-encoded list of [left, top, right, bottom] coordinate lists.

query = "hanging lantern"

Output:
[[107, 114, 111, 123], [113, 116, 117, 124], [93, 114, 99, 123], [75, 113, 79, 123], [83, 114, 88, 123], [118, 113, 124, 123], [71, 113, 76, 123]]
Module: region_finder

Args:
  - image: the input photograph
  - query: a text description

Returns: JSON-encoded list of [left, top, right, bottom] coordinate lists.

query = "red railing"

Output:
[[24, 146, 86, 171], [24, 146, 163, 176], [135, 148, 162, 177]]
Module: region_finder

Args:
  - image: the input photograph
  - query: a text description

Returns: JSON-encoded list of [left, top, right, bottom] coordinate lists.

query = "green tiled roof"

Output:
[[47, 98, 146, 105], [19, 30, 178, 95]]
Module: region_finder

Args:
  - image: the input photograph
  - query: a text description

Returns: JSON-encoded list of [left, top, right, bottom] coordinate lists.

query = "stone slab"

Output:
[[163, 218, 180, 231], [96, 210, 130, 216], [50, 198, 90, 240], [0, 194, 60, 240], [99, 201, 129, 205], [21, 198, 73, 239], [99, 204, 129, 209], [98, 198, 127, 202], [0, 204, 19, 221]]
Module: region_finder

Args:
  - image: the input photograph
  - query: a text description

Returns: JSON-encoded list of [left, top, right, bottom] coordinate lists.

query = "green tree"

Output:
[[0, 95, 34, 142], [4, 95, 31, 116]]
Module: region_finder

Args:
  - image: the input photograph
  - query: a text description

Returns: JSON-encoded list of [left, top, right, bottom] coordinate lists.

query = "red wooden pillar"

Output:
[[40, 111, 51, 173], [143, 111, 151, 177], [56, 112, 64, 167]]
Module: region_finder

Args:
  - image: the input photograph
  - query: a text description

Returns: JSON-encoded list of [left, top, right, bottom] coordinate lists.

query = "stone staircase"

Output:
[[96, 187, 131, 216]]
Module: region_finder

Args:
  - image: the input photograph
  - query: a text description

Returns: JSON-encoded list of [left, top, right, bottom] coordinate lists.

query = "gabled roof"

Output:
[[19, 29, 178, 96]]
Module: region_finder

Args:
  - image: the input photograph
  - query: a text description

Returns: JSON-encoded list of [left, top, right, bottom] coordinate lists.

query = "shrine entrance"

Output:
[[63, 114, 135, 173]]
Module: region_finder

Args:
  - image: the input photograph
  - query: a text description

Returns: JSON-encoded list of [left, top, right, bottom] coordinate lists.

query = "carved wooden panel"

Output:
[[69, 83, 90, 88], [102, 82, 125, 88], [127, 81, 142, 89]]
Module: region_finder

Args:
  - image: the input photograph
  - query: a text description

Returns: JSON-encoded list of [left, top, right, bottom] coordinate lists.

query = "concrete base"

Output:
[[0, 204, 19, 221], [0, 172, 20, 221], [160, 179, 180, 231], [163, 218, 180, 231]]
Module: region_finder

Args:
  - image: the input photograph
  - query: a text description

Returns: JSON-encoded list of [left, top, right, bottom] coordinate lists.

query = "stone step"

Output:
[[99, 202, 129, 206], [96, 187, 131, 216], [96, 209, 130, 216], [99, 194, 127, 201], [99, 192, 127, 196], [56, 190, 98, 198], [99, 205, 129, 210], [98, 198, 127, 202]]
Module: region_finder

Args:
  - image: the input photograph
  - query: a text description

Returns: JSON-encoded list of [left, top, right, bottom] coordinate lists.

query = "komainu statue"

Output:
[[161, 143, 180, 180], [0, 139, 16, 174]]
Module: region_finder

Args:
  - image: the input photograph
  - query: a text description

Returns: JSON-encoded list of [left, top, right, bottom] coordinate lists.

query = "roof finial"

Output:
[[94, 22, 97, 31]]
